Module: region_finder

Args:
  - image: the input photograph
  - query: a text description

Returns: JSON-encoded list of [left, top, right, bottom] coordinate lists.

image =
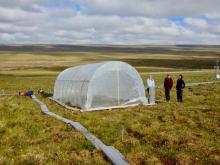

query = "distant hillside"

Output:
[[0, 44, 220, 56]]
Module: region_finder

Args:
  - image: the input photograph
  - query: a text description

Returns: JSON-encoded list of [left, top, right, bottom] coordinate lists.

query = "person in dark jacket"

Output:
[[164, 74, 173, 101], [176, 74, 185, 102]]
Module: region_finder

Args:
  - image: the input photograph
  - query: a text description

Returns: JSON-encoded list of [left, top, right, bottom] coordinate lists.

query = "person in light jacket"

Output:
[[146, 75, 155, 104]]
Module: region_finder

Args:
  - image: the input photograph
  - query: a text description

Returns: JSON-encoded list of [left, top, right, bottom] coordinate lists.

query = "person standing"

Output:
[[176, 74, 185, 102], [146, 75, 155, 94], [164, 74, 173, 101], [146, 75, 155, 104]]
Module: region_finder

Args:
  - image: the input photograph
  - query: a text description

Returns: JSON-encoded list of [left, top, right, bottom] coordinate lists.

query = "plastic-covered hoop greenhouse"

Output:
[[53, 61, 147, 111]]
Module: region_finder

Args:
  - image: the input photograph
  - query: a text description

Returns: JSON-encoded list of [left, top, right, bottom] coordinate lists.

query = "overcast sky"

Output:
[[0, 0, 220, 45]]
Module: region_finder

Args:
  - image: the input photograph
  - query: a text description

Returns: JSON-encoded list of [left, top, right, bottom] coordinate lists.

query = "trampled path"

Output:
[[144, 69, 216, 75], [145, 81, 219, 89]]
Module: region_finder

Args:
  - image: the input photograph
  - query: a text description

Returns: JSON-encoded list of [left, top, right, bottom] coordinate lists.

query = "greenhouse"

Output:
[[53, 61, 147, 111]]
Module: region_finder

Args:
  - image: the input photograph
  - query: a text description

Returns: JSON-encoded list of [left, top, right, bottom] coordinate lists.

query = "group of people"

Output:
[[146, 74, 185, 102], [164, 74, 185, 102]]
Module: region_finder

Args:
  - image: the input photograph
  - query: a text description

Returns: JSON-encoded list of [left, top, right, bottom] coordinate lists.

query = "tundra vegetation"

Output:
[[0, 45, 220, 165]]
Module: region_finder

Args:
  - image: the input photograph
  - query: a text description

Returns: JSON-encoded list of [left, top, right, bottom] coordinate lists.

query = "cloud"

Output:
[[0, 0, 219, 44], [0, 33, 15, 42], [184, 18, 209, 30], [75, 0, 220, 17]]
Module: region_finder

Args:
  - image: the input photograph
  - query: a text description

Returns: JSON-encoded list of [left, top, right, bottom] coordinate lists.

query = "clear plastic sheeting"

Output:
[[54, 61, 147, 110]]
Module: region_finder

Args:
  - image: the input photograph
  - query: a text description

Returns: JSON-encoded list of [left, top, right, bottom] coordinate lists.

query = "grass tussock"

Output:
[[1, 74, 220, 164], [0, 96, 109, 165], [39, 83, 220, 165], [0, 49, 220, 164]]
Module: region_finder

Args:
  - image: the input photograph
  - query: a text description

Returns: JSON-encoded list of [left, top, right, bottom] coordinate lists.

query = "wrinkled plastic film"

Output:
[[54, 61, 147, 110]]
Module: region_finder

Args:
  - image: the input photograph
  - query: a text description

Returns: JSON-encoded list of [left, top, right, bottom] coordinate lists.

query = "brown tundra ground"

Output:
[[0, 45, 220, 165]]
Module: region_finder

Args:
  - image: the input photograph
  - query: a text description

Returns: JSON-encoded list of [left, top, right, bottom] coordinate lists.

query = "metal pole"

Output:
[[215, 60, 219, 80], [117, 66, 120, 105]]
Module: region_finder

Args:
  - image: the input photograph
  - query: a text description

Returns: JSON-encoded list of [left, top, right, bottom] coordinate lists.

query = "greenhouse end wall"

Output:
[[54, 61, 147, 110]]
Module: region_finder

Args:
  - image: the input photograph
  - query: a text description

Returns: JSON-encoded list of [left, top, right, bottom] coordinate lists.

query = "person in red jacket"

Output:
[[164, 74, 173, 101]]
